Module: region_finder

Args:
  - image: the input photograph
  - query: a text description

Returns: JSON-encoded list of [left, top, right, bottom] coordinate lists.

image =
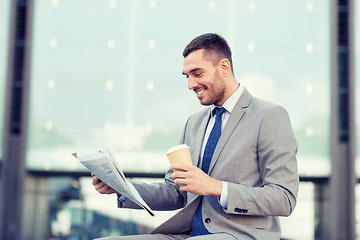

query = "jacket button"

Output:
[[205, 218, 211, 223]]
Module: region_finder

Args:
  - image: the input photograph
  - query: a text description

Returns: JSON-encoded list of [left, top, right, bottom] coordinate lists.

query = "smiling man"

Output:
[[93, 33, 299, 240]]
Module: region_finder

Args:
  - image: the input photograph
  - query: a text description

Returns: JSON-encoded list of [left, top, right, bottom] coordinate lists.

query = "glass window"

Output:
[[0, 0, 10, 159], [234, 1, 331, 177], [28, 0, 203, 172], [28, 0, 331, 176]]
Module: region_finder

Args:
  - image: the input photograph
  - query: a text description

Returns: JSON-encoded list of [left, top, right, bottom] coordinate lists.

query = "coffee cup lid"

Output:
[[167, 144, 189, 155]]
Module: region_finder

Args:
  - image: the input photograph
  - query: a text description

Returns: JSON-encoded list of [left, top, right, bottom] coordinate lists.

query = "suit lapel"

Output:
[[192, 109, 211, 167], [208, 88, 252, 174]]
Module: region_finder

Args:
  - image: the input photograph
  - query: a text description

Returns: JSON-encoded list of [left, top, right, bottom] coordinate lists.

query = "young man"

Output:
[[93, 33, 299, 240]]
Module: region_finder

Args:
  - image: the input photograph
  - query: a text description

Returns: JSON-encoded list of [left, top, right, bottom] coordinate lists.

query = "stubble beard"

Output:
[[199, 70, 226, 106]]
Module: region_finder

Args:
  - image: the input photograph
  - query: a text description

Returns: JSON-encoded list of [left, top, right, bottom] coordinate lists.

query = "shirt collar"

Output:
[[211, 83, 244, 116]]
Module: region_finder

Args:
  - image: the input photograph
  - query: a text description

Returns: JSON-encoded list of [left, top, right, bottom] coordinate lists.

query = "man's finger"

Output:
[[97, 186, 108, 194], [95, 181, 106, 190], [92, 176, 102, 186], [170, 163, 191, 171], [172, 170, 189, 180], [174, 178, 187, 185]]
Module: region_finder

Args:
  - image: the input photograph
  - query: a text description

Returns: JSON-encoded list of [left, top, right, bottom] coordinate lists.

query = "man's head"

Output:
[[183, 33, 234, 75], [182, 33, 238, 106]]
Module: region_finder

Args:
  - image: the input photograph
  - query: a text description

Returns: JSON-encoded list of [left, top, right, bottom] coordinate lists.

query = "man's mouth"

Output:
[[195, 89, 205, 98]]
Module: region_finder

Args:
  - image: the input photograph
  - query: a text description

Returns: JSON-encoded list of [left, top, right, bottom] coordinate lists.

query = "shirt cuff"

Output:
[[117, 194, 126, 203], [219, 181, 228, 209]]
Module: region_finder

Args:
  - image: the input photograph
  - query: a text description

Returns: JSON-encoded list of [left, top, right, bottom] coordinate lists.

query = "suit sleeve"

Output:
[[225, 105, 299, 216], [118, 174, 187, 211]]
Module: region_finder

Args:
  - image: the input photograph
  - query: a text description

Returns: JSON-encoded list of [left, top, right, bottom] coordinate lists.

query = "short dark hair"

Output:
[[183, 33, 234, 74]]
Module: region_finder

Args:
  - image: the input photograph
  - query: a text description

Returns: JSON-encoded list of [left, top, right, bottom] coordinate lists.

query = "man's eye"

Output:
[[194, 73, 202, 78]]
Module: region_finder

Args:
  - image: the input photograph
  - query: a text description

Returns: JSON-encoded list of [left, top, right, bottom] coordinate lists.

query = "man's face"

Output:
[[182, 49, 226, 106]]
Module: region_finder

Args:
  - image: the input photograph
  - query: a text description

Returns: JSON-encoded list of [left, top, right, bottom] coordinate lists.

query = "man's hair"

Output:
[[183, 33, 234, 74]]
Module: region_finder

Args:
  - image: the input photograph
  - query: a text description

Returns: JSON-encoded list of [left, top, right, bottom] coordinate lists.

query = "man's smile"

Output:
[[195, 88, 205, 98]]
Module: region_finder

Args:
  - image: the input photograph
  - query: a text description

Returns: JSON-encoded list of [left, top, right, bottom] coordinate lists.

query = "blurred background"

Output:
[[0, 0, 359, 239]]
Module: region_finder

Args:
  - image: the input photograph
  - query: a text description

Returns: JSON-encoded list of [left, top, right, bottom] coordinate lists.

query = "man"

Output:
[[93, 33, 299, 240]]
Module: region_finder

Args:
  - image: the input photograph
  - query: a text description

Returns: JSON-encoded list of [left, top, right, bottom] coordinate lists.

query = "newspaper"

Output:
[[72, 147, 154, 216]]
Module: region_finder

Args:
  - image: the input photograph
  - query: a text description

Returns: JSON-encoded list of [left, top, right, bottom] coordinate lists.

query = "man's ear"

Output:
[[219, 58, 231, 77]]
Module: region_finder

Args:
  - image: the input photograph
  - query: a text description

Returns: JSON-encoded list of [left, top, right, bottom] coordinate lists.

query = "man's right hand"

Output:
[[91, 173, 119, 195]]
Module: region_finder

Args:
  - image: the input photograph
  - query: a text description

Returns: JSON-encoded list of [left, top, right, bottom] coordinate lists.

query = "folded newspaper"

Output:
[[72, 147, 154, 216]]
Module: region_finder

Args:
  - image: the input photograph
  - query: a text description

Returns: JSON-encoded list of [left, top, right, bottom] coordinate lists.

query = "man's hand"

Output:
[[91, 173, 119, 195], [170, 164, 222, 197]]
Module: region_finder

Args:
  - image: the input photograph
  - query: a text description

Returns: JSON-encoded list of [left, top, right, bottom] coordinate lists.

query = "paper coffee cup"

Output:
[[167, 144, 192, 167]]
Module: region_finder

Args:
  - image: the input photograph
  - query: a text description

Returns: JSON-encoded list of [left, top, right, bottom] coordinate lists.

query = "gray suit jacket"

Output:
[[121, 88, 299, 240]]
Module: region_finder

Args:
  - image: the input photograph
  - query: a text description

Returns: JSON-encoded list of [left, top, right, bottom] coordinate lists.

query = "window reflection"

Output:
[[28, 0, 330, 177]]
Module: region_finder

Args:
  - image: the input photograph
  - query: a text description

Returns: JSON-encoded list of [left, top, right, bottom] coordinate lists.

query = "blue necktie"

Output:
[[192, 107, 225, 236]]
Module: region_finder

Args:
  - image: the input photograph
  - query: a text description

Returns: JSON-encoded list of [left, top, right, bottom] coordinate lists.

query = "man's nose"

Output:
[[188, 77, 197, 90]]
